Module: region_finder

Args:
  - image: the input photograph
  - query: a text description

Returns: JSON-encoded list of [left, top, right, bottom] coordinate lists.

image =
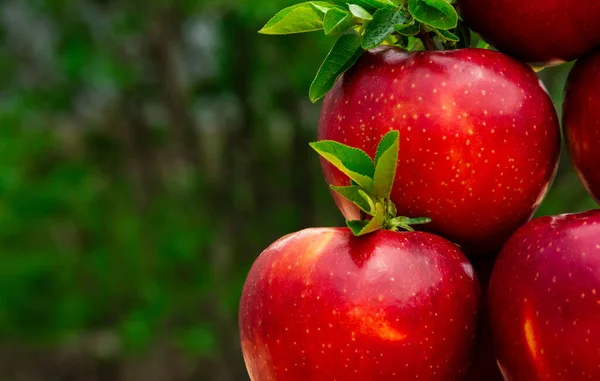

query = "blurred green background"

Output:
[[0, 0, 595, 380]]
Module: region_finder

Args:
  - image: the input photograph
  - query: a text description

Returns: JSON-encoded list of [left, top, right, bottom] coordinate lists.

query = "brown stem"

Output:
[[419, 32, 435, 51]]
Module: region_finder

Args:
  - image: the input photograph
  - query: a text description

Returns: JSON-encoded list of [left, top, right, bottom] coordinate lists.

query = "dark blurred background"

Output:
[[0, 0, 595, 380]]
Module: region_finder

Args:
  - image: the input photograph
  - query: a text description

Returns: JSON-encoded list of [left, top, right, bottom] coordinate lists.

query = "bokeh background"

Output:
[[0, 0, 596, 380]]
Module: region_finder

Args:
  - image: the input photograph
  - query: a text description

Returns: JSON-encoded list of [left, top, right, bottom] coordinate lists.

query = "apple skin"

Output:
[[319, 47, 560, 255], [239, 228, 480, 381], [456, 0, 600, 65], [564, 51, 600, 203], [489, 210, 600, 380]]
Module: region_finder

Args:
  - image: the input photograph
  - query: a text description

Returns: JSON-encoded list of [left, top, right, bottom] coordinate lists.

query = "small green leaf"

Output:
[[406, 36, 423, 50], [395, 21, 421, 36], [330, 185, 376, 215], [406, 217, 432, 225], [362, 8, 407, 49], [362, 0, 397, 10], [310, 139, 374, 189], [388, 215, 431, 232], [330, 0, 377, 13], [434, 28, 459, 42], [324, 8, 355, 35], [374, 131, 399, 168], [347, 203, 385, 235], [259, 2, 333, 35], [476, 39, 490, 49], [309, 32, 364, 103], [408, 0, 458, 30], [348, 4, 373, 20], [372, 131, 399, 198], [310, 1, 337, 13]]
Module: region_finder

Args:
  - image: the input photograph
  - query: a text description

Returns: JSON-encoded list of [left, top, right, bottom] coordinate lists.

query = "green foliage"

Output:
[[313, 131, 405, 236], [260, 0, 464, 102], [373, 131, 400, 198], [407, 0, 458, 30], [330, 185, 375, 215], [434, 28, 460, 42], [346, 202, 385, 235], [362, 8, 406, 49], [323, 8, 355, 35], [362, 0, 397, 10], [259, 2, 332, 35], [309, 32, 364, 102], [348, 4, 373, 20], [395, 21, 421, 36], [310, 138, 375, 190]]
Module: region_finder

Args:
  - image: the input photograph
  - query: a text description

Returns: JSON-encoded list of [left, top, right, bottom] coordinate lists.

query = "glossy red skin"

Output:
[[319, 47, 560, 255], [457, 0, 600, 65], [489, 210, 600, 380], [239, 228, 480, 381], [564, 51, 600, 203], [464, 256, 504, 381]]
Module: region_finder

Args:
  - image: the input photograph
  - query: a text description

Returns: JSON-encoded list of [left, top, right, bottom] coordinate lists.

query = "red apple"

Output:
[[564, 51, 600, 203], [239, 228, 480, 381], [457, 0, 600, 65], [319, 47, 560, 255], [489, 210, 600, 380]]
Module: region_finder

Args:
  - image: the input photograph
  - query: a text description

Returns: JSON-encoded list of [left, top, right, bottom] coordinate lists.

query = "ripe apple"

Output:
[[564, 51, 600, 203], [456, 0, 600, 65], [239, 228, 480, 381], [489, 210, 600, 380], [319, 47, 560, 255]]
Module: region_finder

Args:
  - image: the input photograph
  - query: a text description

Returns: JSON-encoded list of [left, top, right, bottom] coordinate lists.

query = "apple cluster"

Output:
[[239, 1, 600, 380]]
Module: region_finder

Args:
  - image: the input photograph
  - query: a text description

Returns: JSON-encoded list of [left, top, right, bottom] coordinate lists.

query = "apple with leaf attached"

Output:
[[240, 132, 481, 381], [259, 0, 560, 254], [243, 0, 580, 380]]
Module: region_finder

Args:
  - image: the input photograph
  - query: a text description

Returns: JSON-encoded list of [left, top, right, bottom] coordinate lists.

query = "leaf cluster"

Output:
[[260, 0, 464, 102], [310, 131, 430, 235]]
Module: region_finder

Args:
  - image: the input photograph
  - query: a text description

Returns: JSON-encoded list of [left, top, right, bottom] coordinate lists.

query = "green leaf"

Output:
[[309, 139, 374, 190], [330, 185, 376, 215], [373, 131, 399, 198], [388, 216, 431, 232], [395, 21, 421, 36], [259, 2, 333, 35], [406, 217, 432, 225], [347, 203, 385, 235], [309, 32, 364, 103], [476, 39, 490, 49], [310, 1, 337, 13], [348, 4, 373, 20], [362, 0, 397, 10], [362, 8, 407, 49], [324, 8, 355, 35], [406, 36, 423, 50], [330, 0, 376, 12], [434, 28, 459, 42], [374, 131, 398, 168], [408, 0, 458, 30]]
